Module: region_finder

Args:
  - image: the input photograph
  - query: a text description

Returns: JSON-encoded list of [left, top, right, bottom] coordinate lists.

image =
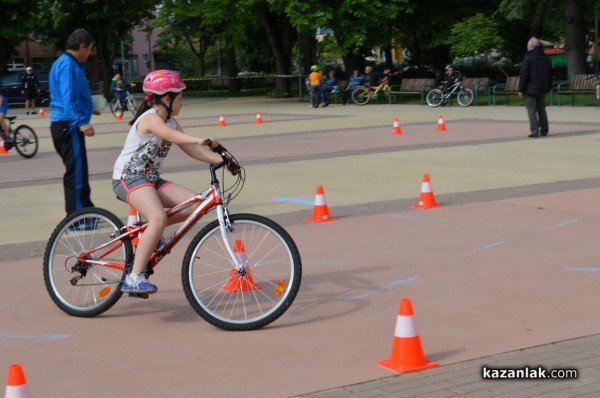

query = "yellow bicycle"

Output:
[[351, 79, 391, 105]]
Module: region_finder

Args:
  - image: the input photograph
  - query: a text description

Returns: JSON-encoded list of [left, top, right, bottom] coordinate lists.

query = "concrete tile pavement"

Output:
[[2, 98, 600, 397], [295, 334, 600, 397]]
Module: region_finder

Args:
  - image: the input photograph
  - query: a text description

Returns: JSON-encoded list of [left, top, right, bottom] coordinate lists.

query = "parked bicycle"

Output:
[[351, 79, 391, 105], [43, 142, 302, 331], [426, 79, 474, 107], [1, 115, 39, 158], [110, 87, 138, 117]]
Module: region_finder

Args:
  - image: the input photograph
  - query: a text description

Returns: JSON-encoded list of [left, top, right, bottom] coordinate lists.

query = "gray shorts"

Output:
[[112, 176, 171, 204]]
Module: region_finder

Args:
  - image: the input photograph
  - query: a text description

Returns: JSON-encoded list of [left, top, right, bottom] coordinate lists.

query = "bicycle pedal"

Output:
[[128, 293, 150, 299]]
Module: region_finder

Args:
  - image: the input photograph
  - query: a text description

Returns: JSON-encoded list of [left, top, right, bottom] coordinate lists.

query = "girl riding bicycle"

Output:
[[112, 69, 223, 294]]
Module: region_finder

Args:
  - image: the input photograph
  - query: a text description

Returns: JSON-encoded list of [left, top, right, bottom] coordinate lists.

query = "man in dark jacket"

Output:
[[518, 37, 552, 138]]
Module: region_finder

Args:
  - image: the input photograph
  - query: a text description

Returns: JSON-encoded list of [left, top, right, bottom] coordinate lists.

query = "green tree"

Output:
[[0, 1, 39, 74], [34, 0, 161, 100], [447, 14, 502, 59]]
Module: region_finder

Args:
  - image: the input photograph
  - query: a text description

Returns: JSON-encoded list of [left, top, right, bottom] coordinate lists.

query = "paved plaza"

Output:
[[1, 97, 600, 397]]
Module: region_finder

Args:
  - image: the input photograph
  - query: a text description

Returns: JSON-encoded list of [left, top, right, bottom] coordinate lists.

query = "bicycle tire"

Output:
[[126, 96, 138, 116], [426, 89, 444, 107], [457, 88, 474, 107], [43, 207, 133, 317], [351, 86, 370, 105], [109, 98, 119, 117], [181, 213, 302, 331], [12, 125, 38, 159]]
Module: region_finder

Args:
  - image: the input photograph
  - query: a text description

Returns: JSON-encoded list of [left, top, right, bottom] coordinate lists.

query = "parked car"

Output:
[[0, 71, 50, 105]]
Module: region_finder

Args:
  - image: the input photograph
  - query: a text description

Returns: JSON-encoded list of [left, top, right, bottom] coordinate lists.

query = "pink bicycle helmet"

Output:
[[143, 69, 186, 95]]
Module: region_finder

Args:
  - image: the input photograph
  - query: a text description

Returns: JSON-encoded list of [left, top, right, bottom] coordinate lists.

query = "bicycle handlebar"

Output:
[[204, 139, 241, 175]]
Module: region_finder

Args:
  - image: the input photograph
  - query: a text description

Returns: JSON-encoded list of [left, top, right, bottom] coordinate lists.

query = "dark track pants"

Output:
[[51, 121, 94, 214]]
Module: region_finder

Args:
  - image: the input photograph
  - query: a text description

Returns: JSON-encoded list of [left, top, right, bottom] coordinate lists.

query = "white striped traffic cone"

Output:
[[412, 174, 441, 209], [392, 117, 402, 135], [378, 298, 438, 373], [436, 114, 447, 131], [4, 364, 31, 398], [306, 185, 336, 223], [222, 240, 262, 292]]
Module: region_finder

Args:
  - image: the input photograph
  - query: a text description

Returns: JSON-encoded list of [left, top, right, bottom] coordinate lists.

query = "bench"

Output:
[[389, 78, 436, 104], [489, 76, 520, 106], [461, 77, 490, 105], [556, 74, 595, 106]]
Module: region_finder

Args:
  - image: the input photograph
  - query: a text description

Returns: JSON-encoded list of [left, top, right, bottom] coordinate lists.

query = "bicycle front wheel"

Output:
[[426, 89, 444, 107], [43, 207, 133, 317], [126, 96, 138, 116], [13, 125, 38, 158], [109, 98, 119, 117], [457, 88, 474, 106], [182, 213, 302, 331], [351, 86, 370, 105]]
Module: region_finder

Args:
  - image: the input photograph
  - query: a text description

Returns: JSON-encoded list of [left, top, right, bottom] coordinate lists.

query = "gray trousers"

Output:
[[525, 94, 548, 135]]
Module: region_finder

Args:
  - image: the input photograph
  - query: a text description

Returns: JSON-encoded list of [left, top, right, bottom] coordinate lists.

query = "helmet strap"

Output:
[[157, 93, 176, 119]]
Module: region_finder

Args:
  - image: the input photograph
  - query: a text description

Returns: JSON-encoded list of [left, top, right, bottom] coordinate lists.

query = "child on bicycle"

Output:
[[112, 69, 224, 294], [111, 72, 134, 110], [441, 65, 463, 90], [308, 65, 326, 107]]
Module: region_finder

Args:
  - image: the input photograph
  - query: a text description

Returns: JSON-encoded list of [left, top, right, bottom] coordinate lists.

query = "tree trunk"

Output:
[[529, 0, 546, 38], [225, 36, 240, 92], [299, 32, 315, 75], [565, 0, 586, 80], [259, 7, 294, 94]]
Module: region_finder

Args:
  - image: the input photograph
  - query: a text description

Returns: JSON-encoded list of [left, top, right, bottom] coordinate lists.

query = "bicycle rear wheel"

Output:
[[182, 213, 302, 331], [351, 86, 370, 105], [13, 125, 38, 158], [43, 207, 133, 317], [426, 89, 444, 107], [457, 88, 474, 106]]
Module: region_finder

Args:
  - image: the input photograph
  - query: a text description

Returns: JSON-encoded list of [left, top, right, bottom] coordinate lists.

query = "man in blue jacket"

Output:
[[49, 29, 98, 219], [518, 37, 552, 138]]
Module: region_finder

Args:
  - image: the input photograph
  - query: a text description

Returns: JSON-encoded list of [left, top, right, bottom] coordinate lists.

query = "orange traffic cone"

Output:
[[436, 114, 447, 131], [126, 207, 141, 245], [378, 298, 439, 373], [255, 112, 264, 124], [0, 139, 8, 155], [4, 364, 31, 398], [222, 240, 262, 292], [115, 109, 123, 121], [218, 114, 227, 127], [392, 117, 402, 135], [38, 108, 44, 117], [412, 174, 441, 209], [307, 185, 336, 223]]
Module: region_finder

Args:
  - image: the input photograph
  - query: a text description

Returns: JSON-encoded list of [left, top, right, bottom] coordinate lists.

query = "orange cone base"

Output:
[[378, 357, 439, 373], [306, 213, 336, 223], [411, 201, 441, 210], [222, 267, 263, 292]]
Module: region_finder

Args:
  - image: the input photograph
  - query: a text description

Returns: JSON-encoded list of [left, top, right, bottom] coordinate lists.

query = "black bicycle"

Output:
[[426, 79, 474, 107], [2, 115, 39, 158]]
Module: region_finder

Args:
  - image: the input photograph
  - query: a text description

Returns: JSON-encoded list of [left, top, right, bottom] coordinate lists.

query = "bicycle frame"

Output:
[[440, 81, 462, 99], [76, 161, 244, 275]]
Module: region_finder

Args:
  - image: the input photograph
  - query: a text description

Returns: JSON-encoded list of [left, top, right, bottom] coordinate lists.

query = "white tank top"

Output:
[[112, 108, 176, 182]]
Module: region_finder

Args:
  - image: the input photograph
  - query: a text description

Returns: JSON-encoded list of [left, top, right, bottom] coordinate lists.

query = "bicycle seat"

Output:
[[6, 116, 17, 122]]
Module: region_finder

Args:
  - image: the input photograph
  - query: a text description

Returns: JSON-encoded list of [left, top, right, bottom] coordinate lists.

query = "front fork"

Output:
[[216, 205, 244, 271]]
